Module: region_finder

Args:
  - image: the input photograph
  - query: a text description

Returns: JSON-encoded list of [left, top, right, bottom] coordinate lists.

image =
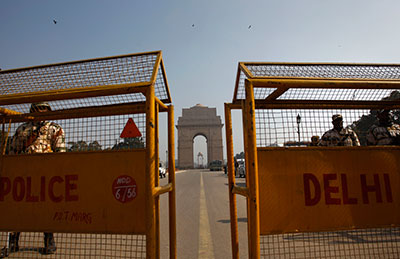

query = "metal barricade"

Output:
[[225, 62, 400, 258], [0, 51, 176, 259]]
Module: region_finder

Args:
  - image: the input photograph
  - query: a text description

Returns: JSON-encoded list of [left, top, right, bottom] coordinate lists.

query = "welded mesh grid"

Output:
[[235, 69, 248, 100], [278, 88, 397, 101], [2, 113, 146, 154], [234, 63, 400, 100], [1, 53, 155, 94], [260, 227, 400, 258], [255, 109, 372, 147], [0, 52, 171, 111], [1, 93, 146, 115], [0, 232, 146, 258], [154, 64, 169, 102], [247, 64, 400, 79]]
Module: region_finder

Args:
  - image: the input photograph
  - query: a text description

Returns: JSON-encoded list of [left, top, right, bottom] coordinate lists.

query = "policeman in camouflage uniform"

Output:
[[318, 114, 360, 146], [7, 102, 65, 256], [367, 109, 400, 146]]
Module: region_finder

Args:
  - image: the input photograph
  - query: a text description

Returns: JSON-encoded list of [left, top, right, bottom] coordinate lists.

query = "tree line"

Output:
[[68, 137, 145, 152]]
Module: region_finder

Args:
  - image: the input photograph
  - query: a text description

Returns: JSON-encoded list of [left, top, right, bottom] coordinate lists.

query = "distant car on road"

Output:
[[159, 162, 167, 178], [209, 160, 223, 171]]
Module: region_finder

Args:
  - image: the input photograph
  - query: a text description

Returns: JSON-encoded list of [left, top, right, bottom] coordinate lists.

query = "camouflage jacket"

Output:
[[10, 121, 66, 154], [366, 124, 400, 146], [318, 127, 360, 146]]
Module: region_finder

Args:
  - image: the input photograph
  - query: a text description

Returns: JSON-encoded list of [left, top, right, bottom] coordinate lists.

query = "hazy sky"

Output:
[[2, 0, 400, 164]]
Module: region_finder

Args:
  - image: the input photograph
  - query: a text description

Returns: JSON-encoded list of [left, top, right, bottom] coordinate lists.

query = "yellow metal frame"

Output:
[[226, 62, 400, 259], [0, 51, 176, 259]]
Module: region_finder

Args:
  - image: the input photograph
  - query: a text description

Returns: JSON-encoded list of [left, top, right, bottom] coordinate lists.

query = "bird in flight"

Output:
[[53, 19, 57, 24]]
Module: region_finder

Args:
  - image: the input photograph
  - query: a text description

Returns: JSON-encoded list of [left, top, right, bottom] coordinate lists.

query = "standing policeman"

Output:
[[367, 109, 400, 145], [318, 114, 360, 146], [7, 102, 66, 255]]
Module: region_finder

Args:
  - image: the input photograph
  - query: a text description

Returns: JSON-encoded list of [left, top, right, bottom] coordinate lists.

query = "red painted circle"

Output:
[[112, 175, 137, 203]]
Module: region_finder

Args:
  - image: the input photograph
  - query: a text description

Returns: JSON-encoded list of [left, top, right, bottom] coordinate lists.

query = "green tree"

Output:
[[68, 140, 103, 152], [68, 140, 89, 152], [112, 137, 145, 150], [88, 141, 102, 151]]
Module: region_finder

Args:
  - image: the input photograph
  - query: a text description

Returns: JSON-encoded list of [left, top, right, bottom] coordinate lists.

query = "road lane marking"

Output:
[[198, 173, 215, 259]]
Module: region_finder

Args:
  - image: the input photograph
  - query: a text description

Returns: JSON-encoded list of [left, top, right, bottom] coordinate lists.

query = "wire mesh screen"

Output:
[[260, 227, 400, 258], [255, 109, 378, 147], [2, 93, 146, 115], [235, 69, 249, 100], [1, 53, 154, 94], [2, 113, 146, 154], [154, 64, 169, 102], [247, 64, 400, 79], [0, 232, 146, 258], [235, 63, 400, 100], [279, 88, 397, 101], [0, 51, 170, 109]]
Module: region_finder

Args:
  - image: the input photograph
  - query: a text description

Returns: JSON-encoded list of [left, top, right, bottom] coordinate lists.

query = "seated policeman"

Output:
[[367, 109, 400, 146], [318, 114, 360, 146]]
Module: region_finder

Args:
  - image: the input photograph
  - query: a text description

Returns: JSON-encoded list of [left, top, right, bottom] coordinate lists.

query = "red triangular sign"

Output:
[[120, 118, 142, 138]]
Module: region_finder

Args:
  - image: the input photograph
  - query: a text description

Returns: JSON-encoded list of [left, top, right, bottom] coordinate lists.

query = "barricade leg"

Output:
[[224, 103, 240, 259], [241, 100, 253, 258], [168, 105, 177, 259], [155, 103, 160, 259], [244, 80, 260, 259], [146, 84, 156, 259]]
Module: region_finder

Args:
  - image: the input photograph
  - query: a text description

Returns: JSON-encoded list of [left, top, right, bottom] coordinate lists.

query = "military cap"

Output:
[[30, 102, 52, 113], [332, 114, 343, 121]]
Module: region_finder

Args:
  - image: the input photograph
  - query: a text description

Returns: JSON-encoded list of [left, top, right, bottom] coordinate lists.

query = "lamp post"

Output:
[[296, 114, 301, 144], [166, 150, 168, 168]]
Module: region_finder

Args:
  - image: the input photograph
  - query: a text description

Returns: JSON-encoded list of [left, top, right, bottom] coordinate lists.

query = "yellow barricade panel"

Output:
[[0, 150, 146, 234], [258, 146, 400, 235]]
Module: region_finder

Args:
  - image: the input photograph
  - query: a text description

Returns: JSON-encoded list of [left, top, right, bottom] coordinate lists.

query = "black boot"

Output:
[[0, 246, 9, 258], [8, 232, 19, 253], [42, 233, 56, 255]]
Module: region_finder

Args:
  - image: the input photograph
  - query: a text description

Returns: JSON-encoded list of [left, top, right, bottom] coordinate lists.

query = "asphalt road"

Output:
[[159, 169, 249, 259]]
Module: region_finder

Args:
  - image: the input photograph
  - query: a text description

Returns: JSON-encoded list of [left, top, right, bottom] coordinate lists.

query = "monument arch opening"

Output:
[[193, 134, 208, 168], [177, 104, 224, 169]]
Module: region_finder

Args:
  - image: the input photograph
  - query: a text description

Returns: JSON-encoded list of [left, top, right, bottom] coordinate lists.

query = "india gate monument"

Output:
[[176, 104, 224, 169]]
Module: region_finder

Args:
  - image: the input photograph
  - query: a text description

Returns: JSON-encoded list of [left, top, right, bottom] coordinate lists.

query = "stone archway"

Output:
[[193, 133, 207, 168], [176, 104, 224, 169]]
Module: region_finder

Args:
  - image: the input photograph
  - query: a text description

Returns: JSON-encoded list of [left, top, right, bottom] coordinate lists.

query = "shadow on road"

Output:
[[224, 182, 246, 187], [217, 218, 248, 224]]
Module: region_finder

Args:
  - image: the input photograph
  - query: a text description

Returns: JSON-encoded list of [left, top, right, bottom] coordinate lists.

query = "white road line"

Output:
[[198, 172, 215, 259]]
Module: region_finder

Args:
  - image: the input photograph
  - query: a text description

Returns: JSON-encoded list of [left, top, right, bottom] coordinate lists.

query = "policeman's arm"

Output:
[[352, 131, 361, 146], [53, 127, 66, 152]]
